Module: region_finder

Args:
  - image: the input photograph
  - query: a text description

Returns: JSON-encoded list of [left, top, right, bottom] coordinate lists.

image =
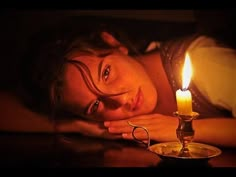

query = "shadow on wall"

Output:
[[0, 10, 196, 92], [0, 10, 235, 92], [195, 10, 236, 48]]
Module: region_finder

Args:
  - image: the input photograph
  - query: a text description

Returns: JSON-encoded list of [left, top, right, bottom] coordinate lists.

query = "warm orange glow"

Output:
[[176, 53, 193, 115], [182, 53, 192, 90]]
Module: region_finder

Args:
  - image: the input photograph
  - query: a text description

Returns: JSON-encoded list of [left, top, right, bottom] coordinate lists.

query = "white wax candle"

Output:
[[176, 89, 192, 115], [176, 53, 193, 115]]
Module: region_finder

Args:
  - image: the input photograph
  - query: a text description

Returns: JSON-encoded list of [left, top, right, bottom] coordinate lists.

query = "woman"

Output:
[[9, 18, 236, 148]]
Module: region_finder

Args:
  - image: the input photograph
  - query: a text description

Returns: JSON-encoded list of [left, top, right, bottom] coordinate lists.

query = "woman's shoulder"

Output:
[[160, 34, 200, 53]]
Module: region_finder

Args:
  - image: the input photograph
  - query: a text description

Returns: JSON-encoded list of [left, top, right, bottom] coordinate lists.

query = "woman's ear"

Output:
[[100, 31, 128, 55]]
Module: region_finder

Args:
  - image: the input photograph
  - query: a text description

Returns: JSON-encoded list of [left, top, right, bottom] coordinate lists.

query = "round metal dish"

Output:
[[148, 142, 221, 161]]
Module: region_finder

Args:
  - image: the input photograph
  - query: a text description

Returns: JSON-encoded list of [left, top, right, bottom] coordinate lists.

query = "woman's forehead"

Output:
[[63, 61, 97, 109], [66, 56, 100, 80], [72, 54, 100, 65], [66, 47, 114, 60]]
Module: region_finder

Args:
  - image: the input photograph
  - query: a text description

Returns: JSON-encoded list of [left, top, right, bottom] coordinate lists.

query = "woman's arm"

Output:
[[104, 114, 236, 148], [0, 91, 54, 132], [193, 118, 236, 148], [0, 91, 122, 139], [56, 119, 122, 139]]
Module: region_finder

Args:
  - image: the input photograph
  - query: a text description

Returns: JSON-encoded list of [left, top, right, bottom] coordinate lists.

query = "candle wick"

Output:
[[182, 88, 188, 91]]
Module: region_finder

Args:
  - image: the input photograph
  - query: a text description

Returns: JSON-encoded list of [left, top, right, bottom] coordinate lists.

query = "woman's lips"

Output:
[[131, 87, 143, 111]]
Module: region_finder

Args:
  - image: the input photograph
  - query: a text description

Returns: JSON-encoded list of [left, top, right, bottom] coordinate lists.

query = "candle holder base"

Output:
[[148, 141, 221, 161], [128, 112, 222, 161]]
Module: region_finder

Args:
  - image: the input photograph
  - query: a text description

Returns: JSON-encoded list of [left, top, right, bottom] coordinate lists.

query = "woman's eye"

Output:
[[90, 99, 100, 114], [102, 65, 111, 81]]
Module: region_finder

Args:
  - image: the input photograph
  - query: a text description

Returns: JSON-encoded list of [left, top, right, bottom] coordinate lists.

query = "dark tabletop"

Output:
[[0, 132, 236, 168]]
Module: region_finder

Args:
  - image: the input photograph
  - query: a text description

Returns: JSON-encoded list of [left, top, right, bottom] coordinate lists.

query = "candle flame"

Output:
[[182, 53, 192, 90]]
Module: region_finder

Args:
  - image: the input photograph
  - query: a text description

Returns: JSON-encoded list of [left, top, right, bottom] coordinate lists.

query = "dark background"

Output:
[[0, 10, 235, 92], [0, 9, 236, 169]]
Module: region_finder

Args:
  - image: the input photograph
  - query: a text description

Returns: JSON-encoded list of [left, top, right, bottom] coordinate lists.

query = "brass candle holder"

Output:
[[129, 111, 222, 161], [173, 111, 199, 157]]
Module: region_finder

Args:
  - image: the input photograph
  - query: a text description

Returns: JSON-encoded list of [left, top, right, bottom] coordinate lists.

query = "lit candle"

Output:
[[176, 53, 193, 115]]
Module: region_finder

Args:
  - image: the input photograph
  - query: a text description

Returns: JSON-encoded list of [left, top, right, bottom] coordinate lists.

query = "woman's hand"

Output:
[[56, 118, 122, 140], [104, 114, 179, 143]]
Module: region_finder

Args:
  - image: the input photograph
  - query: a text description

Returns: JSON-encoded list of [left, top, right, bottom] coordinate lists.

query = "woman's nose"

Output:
[[102, 94, 129, 109]]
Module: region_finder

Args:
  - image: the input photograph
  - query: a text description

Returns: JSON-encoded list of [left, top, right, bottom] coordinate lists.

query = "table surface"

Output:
[[0, 133, 236, 169]]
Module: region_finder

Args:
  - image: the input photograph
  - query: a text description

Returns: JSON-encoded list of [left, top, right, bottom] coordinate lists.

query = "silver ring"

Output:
[[127, 121, 150, 148]]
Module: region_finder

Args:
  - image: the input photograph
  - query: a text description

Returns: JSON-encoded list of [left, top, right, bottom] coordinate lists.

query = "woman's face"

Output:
[[62, 49, 157, 121]]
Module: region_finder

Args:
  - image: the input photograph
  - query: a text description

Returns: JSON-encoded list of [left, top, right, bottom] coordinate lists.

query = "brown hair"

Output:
[[18, 17, 142, 119]]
